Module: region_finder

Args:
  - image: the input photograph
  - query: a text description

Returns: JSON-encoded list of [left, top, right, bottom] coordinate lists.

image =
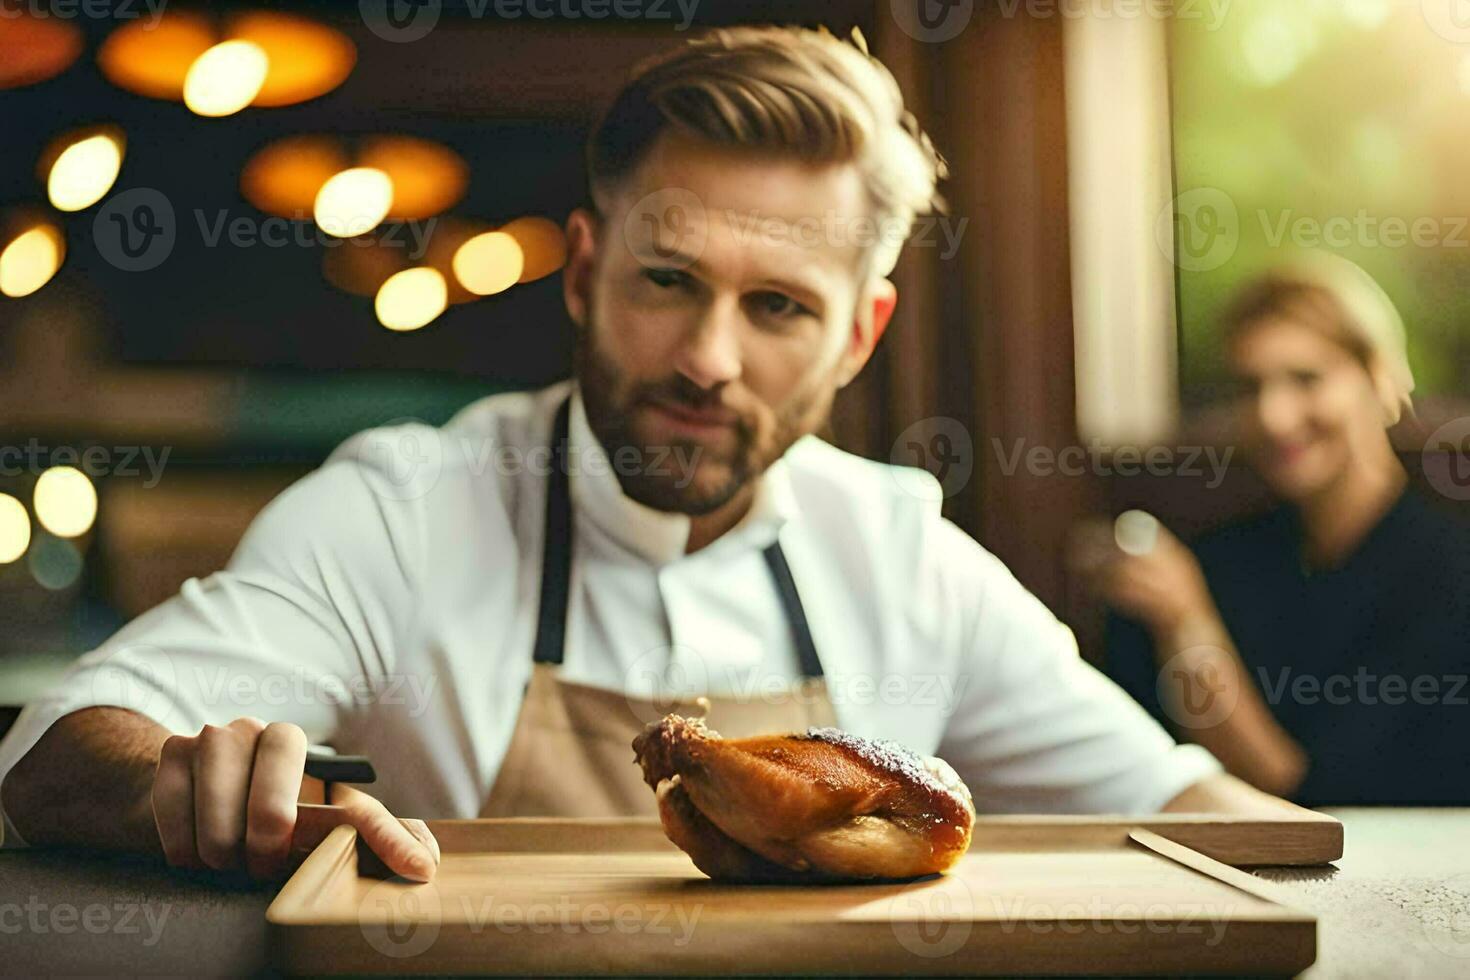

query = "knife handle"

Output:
[[303, 750, 377, 785]]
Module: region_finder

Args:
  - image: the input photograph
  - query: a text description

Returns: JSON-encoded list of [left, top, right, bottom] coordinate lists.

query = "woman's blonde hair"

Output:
[[587, 25, 946, 278], [1223, 253, 1416, 425]]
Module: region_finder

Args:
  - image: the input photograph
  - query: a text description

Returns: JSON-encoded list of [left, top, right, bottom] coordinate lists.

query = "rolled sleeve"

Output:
[[0, 442, 424, 846]]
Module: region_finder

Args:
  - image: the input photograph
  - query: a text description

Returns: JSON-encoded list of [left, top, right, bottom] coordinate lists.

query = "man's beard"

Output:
[[573, 319, 833, 516]]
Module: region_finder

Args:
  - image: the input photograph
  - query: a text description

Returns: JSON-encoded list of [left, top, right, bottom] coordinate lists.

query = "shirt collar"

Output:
[[566, 386, 798, 565]]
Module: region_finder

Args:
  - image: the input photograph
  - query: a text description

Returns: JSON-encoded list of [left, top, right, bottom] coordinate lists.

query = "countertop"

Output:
[[1, 808, 1467, 977]]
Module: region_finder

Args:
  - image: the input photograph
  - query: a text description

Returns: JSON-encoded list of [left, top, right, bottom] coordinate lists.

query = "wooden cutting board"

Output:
[[267, 815, 1335, 976]]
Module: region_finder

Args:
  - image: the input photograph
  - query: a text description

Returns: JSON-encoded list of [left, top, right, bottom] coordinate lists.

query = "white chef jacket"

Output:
[[0, 381, 1219, 844]]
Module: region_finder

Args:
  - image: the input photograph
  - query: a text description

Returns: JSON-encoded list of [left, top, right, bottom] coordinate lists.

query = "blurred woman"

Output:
[[1091, 254, 1470, 805]]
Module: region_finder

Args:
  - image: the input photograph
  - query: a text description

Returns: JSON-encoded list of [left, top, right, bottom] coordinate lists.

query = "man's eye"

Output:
[[751, 291, 809, 320], [1289, 370, 1321, 388], [644, 268, 686, 289]]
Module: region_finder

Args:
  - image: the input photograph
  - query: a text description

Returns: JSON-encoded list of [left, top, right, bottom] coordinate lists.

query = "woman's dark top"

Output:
[[1105, 488, 1470, 805]]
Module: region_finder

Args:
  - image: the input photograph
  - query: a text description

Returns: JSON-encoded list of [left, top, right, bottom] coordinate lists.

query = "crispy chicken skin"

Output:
[[633, 714, 975, 881]]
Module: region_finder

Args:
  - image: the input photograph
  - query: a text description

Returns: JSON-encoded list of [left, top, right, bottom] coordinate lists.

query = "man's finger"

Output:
[[152, 734, 202, 869], [290, 790, 438, 882], [244, 722, 308, 879], [192, 724, 254, 870]]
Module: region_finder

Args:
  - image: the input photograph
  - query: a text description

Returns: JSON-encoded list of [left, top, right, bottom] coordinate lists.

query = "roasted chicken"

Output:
[[632, 714, 975, 881]]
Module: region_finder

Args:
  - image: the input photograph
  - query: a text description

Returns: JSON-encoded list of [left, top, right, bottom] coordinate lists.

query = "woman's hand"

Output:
[[1071, 511, 1221, 646]]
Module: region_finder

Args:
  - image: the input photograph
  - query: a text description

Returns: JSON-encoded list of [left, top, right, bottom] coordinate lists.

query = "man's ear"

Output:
[[839, 278, 898, 387], [562, 207, 600, 329], [869, 277, 898, 348]]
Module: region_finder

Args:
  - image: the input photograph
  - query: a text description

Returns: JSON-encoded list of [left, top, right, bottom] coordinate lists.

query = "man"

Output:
[[0, 26, 1286, 883]]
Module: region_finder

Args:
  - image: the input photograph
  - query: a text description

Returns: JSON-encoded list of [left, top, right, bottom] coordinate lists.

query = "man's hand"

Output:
[[152, 717, 439, 881], [3, 707, 438, 882]]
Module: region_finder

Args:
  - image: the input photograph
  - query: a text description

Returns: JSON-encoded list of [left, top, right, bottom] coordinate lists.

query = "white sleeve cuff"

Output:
[[1130, 742, 1226, 815]]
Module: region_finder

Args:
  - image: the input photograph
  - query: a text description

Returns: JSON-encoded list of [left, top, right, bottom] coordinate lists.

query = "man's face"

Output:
[[569, 132, 876, 515]]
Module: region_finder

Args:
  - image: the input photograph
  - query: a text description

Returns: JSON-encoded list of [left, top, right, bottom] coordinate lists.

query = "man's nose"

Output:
[[673, 297, 742, 389]]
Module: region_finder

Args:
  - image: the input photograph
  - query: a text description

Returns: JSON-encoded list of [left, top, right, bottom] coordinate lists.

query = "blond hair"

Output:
[[1224, 253, 1415, 425], [587, 25, 946, 278]]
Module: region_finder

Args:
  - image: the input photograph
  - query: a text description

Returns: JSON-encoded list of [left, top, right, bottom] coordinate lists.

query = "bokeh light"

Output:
[[0, 494, 31, 564], [314, 167, 394, 238], [28, 534, 84, 591], [99, 10, 352, 109], [501, 216, 568, 283], [0, 222, 66, 299], [375, 268, 448, 332], [46, 132, 125, 212], [244, 135, 465, 225], [98, 11, 215, 100], [1238, 9, 1317, 88], [33, 466, 98, 538], [183, 39, 269, 118], [453, 231, 524, 296], [1339, 0, 1392, 30], [229, 10, 356, 108], [0, 13, 83, 89], [355, 137, 470, 221]]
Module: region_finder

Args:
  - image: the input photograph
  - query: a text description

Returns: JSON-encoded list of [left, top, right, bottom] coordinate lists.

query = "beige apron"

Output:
[[480, 396, 836, 818], [480, 668, 836, 818]]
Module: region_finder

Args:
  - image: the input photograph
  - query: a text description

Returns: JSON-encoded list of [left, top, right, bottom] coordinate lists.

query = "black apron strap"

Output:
[[531, 394, 823, 678], [761, 541, 825, 679], [531, 397, 574, 665]]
